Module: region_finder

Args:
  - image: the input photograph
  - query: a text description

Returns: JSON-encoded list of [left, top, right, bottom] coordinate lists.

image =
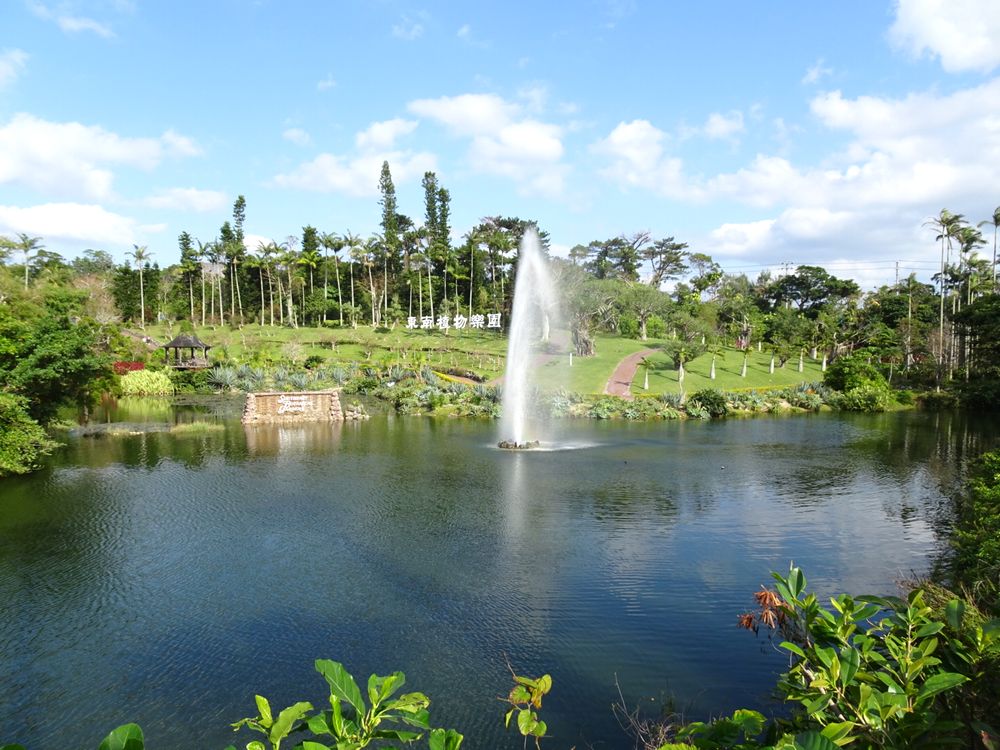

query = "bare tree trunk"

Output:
[[335, 256, 343, 325]]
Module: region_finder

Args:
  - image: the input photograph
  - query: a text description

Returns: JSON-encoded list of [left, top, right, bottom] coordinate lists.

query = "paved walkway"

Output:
[[603, 348, 658, 399]]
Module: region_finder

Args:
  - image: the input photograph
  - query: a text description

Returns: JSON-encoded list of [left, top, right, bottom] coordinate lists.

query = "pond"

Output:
[[0, 404, 996, 749]]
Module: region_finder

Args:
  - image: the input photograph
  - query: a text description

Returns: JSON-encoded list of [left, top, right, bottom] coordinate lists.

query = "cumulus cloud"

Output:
[[273, 151, 437, 197], [598, 79, 1000, 279], [283, 127, 312, 147], [0, 202, 139, 246], [408, 92, 568, 197], [0, 114, 202, 200], [0, 49, 28, 89], [889, 0, 1000, 73], [273, 119, 435, 196], [355, 118, 418, 151], [142, 187, 227, 212]]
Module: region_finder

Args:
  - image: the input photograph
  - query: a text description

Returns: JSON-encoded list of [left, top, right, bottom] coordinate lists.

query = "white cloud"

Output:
[[0, 202, 139, 246], [599, 79, 1000, 281], [0, 49, 28, 89], [517, 83, 548, 112], [409, 92, 569, 197], [889, 0, 1000, 73], [317, 73, 336, 91], [802, 58, 833, 85], [29, 2, 114, 38], [355, 118, 418, 151], [142, 188, 227, 213], [283, 127, 312, 147], [703, 110, 745, 140], [273, 151, 437, 196], [592, 120, 697, 199], [457, 24, 471, 39], [392, 15, 424, 40], [408, 93, 520, 136], [273, 118, 436, 196], [0, 114, 202, 200]]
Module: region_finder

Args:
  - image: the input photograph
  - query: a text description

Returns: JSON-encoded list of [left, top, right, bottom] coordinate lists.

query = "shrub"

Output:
[[834, 384, 892, 412], [824, 354, 887, 392], [646, 314, 667, 339], [112, 360, 145, 376], [169, 368, 210, 393], [120, 369, 175, 396], [0, 394, 57, 477], [618, 315, 640, 338], [303, 354, 325, 370], [688, 388, 728, 418], [895, 388, 916, 405]]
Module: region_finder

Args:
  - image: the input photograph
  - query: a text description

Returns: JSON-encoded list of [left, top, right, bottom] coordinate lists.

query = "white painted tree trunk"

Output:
[[821, 354, 828, 372], [769, 355, 775, 374], [710, 356, 716, 379]]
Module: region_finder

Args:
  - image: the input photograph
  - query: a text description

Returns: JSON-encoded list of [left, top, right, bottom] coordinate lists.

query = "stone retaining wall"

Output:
[[242, 390, 344, 424]]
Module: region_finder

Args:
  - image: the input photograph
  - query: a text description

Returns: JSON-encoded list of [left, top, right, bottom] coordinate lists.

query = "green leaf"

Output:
[[945, 599, 965, 630], [790, 567, 806, 598], [246, 742, 266, 750], [531, 720, 547, 738], [839, 647, 860, 685], [307, 712, 334, 736], [916, 672, 968, 702], [371, 729, 422, 742], [780, 641, 806, 659], [732, 709, 765, 736], [269, 702, 313, 743], [508, 685, 531, 703], [428, 728, 464, 750], [517, 709, 538, 736], [814, 646, 836, 669], [300, 743, 332, 750], [504, 709, 514, 729], [0, 745, 27, 750], [255, 695, 273, 726], [97, 723, 145, 750], [819, 722, 855, 746], [316, 660, 366, 716], [915, 621, 944, 638], [793, 731, 840, 750], [536, 674, 552, 695]]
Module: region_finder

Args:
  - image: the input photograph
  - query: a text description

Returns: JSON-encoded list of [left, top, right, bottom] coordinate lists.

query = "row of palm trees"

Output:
[[924, 206, 1000, 383], [166, 222, 526, 331]]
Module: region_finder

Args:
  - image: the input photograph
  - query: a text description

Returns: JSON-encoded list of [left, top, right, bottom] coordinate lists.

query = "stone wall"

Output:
[[242, 390, 344, 424]]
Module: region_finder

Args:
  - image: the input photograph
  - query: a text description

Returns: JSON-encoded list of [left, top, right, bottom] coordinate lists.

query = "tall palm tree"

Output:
[[342, 231, 363, 327], [297, 245, 321, 325], [978, 206, 1000, 291], [321, 231, 345, 326], [925, 209, 964, 386], [281, 236, 299, 328], [127, 244, 152, 329], [16, 233, 44, 290]]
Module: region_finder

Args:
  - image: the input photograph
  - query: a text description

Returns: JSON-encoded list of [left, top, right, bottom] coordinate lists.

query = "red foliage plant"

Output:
[[113, 361, 146, 376]]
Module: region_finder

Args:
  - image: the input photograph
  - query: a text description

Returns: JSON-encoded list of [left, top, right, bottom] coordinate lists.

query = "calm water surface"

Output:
[[1, 404, 996, 749]]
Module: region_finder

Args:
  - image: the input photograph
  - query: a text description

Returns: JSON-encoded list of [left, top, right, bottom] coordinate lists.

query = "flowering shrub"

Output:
[[113, 361, 145, 376]]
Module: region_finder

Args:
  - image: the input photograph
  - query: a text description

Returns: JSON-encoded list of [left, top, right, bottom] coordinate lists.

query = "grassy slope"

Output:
[[634, 347, 825, 395], [144, 324, 824, 394]]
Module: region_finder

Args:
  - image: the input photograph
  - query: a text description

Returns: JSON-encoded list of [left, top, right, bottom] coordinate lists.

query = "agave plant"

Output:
[[288, 372, 311, 390], [328, 366, 348, 386], [208, 365, 239, 392], [271, 366, 290, 391]]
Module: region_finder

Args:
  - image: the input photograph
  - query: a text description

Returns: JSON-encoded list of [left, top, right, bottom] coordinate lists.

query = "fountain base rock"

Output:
[[497, 439, 541, 450]]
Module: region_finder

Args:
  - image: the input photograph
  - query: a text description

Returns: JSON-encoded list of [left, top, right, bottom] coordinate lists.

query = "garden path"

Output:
[[604, 348, 658, 399]]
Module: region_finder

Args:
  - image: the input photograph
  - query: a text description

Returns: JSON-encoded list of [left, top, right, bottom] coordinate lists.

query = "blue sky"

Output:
[[2, 0, 1000, 288]]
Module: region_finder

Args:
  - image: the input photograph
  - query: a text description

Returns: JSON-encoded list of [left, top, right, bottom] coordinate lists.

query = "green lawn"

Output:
[[531, 335, 661, 394], [143, 323, 509, 378], [140, 324, 827, 396], [633, 346, 826, 395]]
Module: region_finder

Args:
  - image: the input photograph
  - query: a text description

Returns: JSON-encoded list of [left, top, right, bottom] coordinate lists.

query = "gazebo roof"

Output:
[[163, 333, 212, 350]]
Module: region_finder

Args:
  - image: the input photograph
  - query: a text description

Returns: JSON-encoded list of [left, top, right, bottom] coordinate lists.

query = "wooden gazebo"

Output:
[[163, 333, 212, 369]]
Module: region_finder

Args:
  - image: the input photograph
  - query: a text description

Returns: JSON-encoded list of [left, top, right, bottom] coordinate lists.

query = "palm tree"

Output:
[[297, 245, 321, 325], [321, 231, 345, 326], [925, 209, 964, 386], [342, 231, 363, 327], [16, 233, 44, 290], [127, 244, 152, 329], [978, 206, 1000, 291]]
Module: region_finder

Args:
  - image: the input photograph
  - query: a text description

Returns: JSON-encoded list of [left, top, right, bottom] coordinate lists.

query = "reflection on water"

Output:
[[0, 409, 996, 749]]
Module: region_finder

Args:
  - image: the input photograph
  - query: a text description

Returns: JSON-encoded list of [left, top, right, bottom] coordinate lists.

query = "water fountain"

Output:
[[497, 230, 558, 449]]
